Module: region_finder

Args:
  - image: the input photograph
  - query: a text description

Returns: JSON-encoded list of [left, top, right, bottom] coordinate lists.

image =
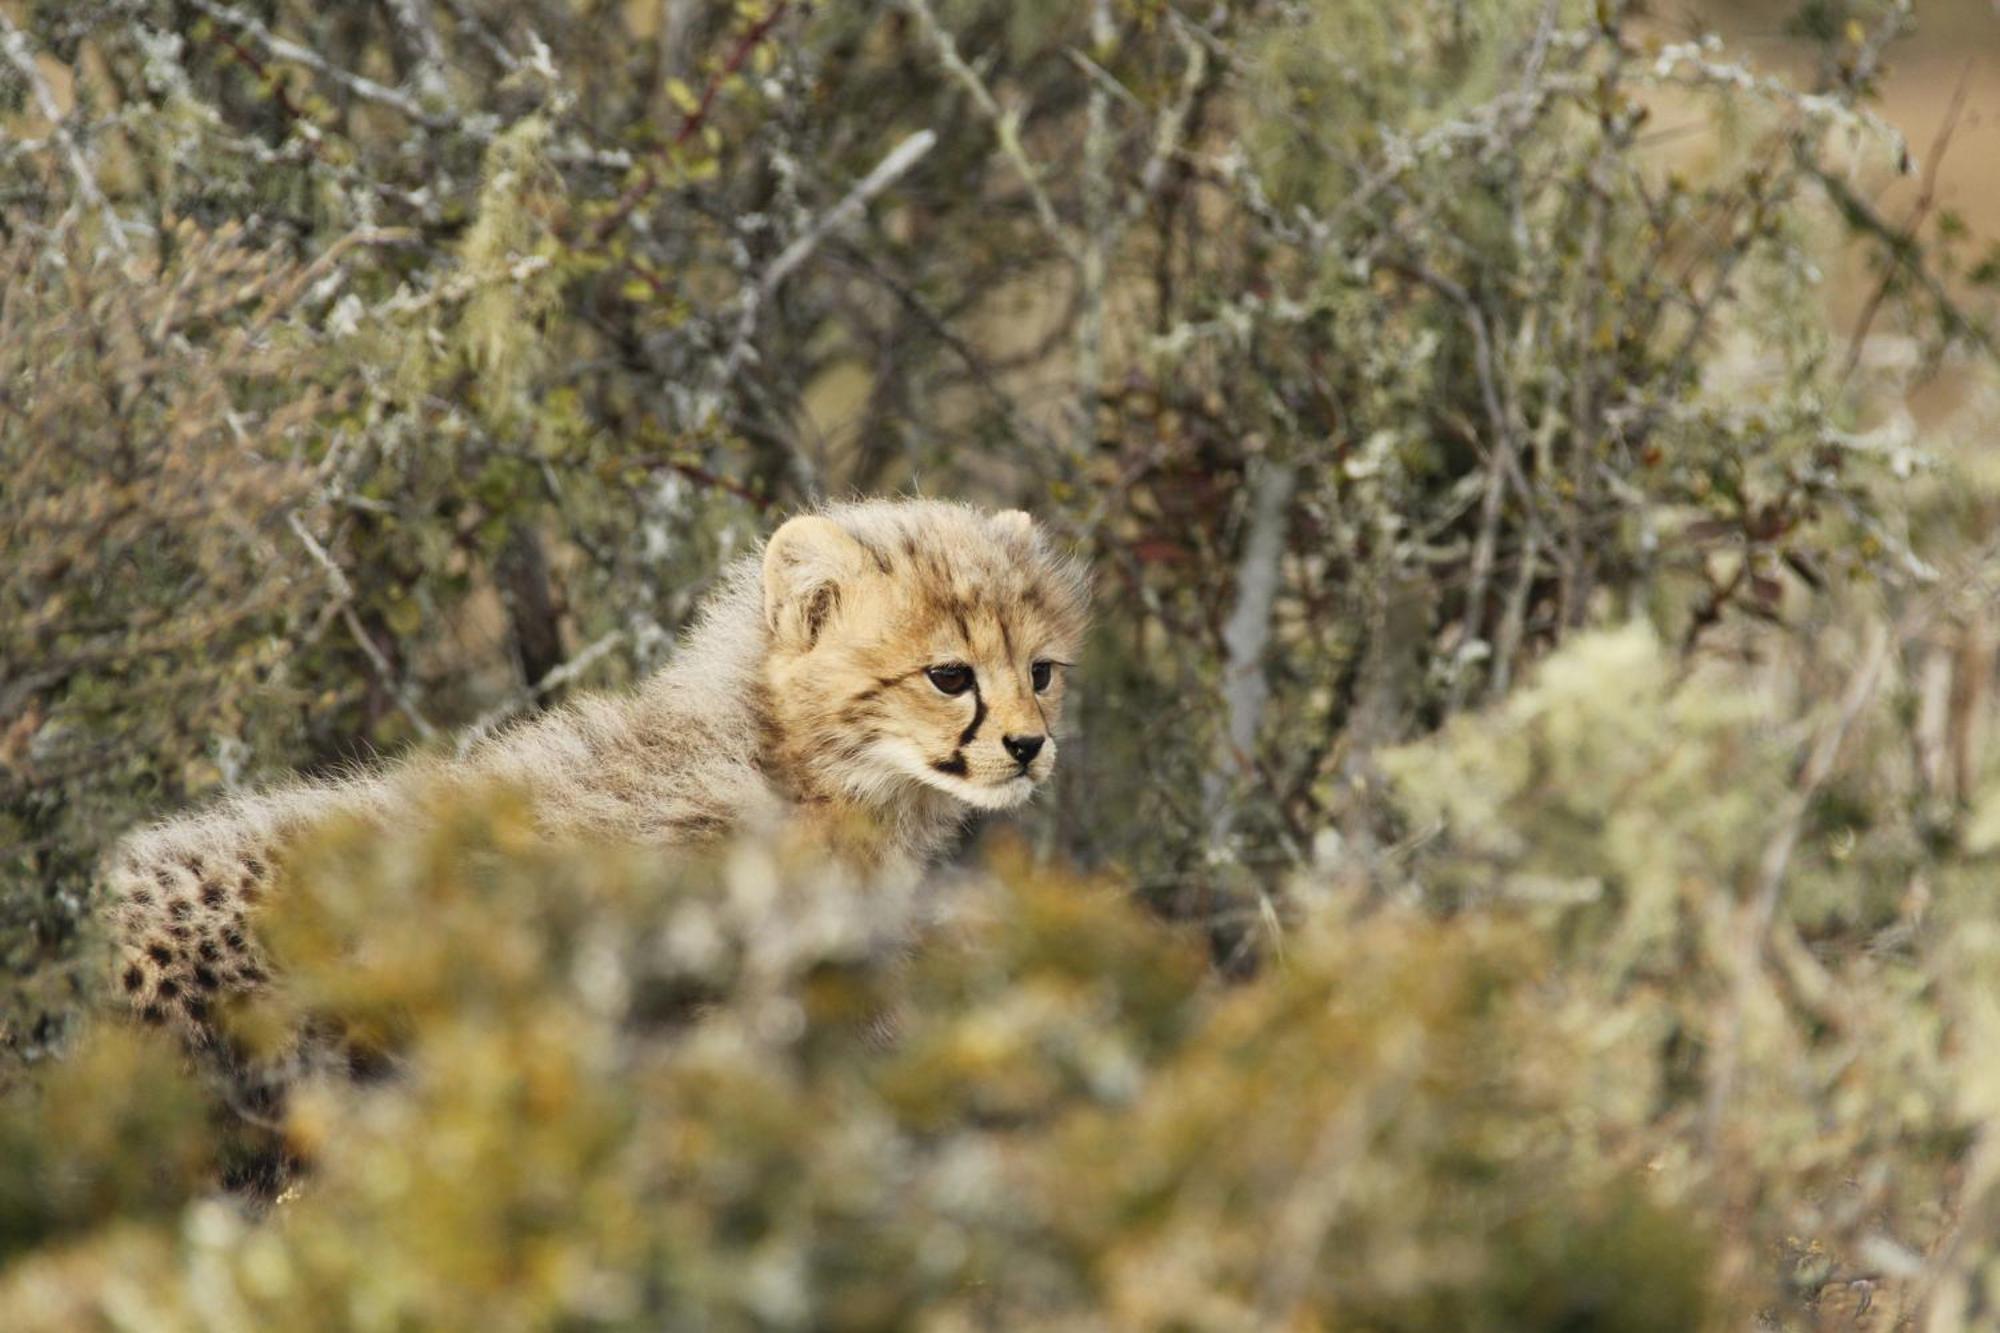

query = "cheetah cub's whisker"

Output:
[[101, 499, 1089, 1045]]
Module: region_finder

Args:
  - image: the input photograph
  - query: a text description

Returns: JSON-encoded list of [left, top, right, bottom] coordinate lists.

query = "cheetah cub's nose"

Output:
[[1003, 734, 1045, 767]]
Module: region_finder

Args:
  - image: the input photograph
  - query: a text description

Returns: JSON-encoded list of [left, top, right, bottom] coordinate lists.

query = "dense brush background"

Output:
[[4, 0, 2000, 1327]]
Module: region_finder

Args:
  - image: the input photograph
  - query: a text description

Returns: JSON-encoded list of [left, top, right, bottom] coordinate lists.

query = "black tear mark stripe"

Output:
[[958, 681, 987, 747], [934, 753, 969, 777]]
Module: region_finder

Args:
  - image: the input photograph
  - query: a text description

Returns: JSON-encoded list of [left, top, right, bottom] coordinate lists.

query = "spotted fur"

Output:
[[100, 500, 1089, 1043]]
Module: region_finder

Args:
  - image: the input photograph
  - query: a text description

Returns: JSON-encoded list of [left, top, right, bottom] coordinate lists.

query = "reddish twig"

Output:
[[212, 28, 310, 125], [1840, 62, 1973, 384], [204, 19, 356, 194], [590, 3, 794, 244], [629, 455, 772, 510]]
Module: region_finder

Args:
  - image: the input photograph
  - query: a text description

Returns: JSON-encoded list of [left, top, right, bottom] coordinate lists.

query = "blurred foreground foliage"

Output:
[[5, 0, 2000, 1325], [9, 623, 2000, 1326], [0, 764, 1715, 1330]]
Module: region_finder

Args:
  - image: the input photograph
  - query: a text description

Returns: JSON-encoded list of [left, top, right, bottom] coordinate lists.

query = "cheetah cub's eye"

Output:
[[1031, 660, 1055, 694], [926, 663, 974, 696]]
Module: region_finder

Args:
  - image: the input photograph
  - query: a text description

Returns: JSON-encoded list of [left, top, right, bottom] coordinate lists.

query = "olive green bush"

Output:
[[0, 224, 326, 1068], [0, 781, 1726, 1330], [8, 620, 2000, 1327]]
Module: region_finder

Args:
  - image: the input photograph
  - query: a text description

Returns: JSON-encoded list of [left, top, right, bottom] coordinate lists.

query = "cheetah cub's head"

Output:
[[761, 501, 1088, 811]]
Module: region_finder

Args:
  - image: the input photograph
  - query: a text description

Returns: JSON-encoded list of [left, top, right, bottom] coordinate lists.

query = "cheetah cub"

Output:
[[102, 499, 1089, 1041]]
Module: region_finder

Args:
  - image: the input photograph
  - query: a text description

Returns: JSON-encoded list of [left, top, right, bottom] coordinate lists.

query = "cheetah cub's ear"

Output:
[[763, 514, 871, 650]]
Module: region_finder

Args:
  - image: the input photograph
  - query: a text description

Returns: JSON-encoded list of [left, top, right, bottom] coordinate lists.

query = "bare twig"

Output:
[[1138, 14, 1211, 203], [1074, 0, 1117, 459], [434, 0, 521, 73], [1645, 40, 1908, 161], [289, 511, 438, 741], [0, 15, 130, 255], [243, 226, 419, 340], [286, 511, 354, 601], [1561, 157, 1610, 634], [458, 630, 627, 756], [1810, 161, 1998, 368], [382, 0, 454, 106], [827, 238, 1067, 460], [902, 0, 1077, 260], [590, 2, 793, 243], [1489, 523, 1543, 699], [1388, 259, 1519, 711], [188, 0, 450, 129], [1840, 64, 1973, 384], [1204, 457, 1298, 854], [1704, 620, 1892, 1154], [627, 455, 772, 510], [718, 129, 937, 381], [1751, 620, 1893, 929]]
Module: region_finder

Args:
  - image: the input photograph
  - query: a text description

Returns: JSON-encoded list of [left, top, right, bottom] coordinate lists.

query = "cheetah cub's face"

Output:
[[762, 504, 1088, 811]]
